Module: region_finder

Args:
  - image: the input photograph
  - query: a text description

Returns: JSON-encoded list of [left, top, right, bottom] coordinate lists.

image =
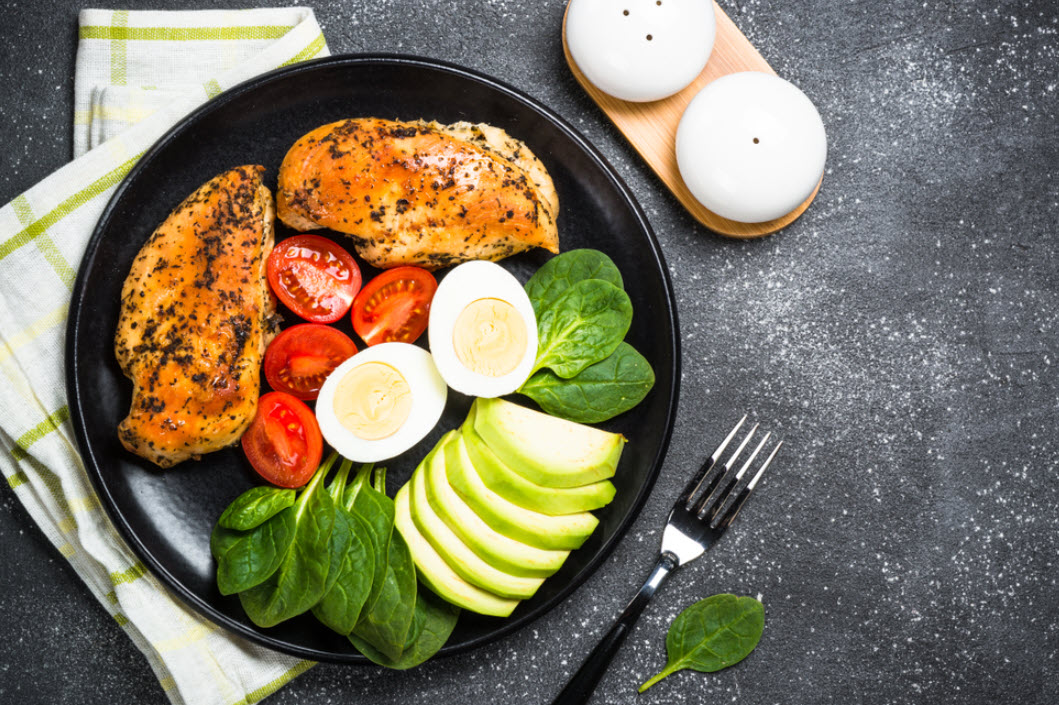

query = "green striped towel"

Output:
[[0, 8, 329, 705]]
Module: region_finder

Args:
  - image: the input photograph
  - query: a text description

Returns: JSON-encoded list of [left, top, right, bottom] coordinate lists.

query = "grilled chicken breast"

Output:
[[276, 118, 560, 270], [115, 165, 277, 468]]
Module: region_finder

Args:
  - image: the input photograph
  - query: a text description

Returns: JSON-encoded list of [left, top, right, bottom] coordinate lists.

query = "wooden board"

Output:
[[562, 1, 822, 238]]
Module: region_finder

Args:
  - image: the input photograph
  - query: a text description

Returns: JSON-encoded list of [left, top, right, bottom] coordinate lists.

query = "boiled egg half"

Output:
[[428, 260, 538, 397], [316, 342, 447, 462]]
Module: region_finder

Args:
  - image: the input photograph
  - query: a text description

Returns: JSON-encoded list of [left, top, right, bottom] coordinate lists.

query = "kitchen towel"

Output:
[[0, 8, 329, 705]]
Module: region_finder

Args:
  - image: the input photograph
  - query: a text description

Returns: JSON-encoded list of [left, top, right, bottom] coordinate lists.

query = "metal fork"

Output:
[[549, 415, 781, 705]]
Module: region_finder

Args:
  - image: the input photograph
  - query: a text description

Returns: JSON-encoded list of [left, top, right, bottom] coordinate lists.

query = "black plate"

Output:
[[66, 55, 680, 663]]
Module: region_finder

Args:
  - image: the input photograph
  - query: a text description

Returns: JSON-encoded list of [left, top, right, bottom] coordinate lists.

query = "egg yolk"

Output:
[[333, 362, 413, 440], [452, 298, 528, 377]]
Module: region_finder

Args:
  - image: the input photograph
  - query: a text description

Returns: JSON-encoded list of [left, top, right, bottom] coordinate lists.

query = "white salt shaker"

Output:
[[565, 0, 716, 102], [676, 72, 827, 223]]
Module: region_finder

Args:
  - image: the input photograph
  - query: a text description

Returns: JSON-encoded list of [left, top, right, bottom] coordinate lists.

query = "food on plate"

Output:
[[422, 432, 570, 578], [342, 463, 445, 666], [520, 341, 655, 423], [462, 418, 616, 515], [263, 323, 357, 400], [472, 397, 625, 487], [395, 398, 622, 615], [352, 266, 437, 346], [315, 343, 447, 462], [408, 446, 546, 599], [114, 165, 277, 468], [639, 594, 765, 693], [519, 249, 655, 423], [276, 117, 560, 270], [266, 233, 361, 323], [428, 260, 538, 397], [444, 433, 598, 550], [212, 456, 458, 668], [394, 483, 520, 618], [241, 391, 323, 488], [524, 248, 624, 315], [528, 278, 631, 379]]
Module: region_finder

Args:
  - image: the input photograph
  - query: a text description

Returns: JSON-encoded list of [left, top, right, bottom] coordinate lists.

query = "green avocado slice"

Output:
[[425, 432, 569, 577], [447, 432, 598, 550], [461, 407, 616, 515], [394, 484, 519, 618], [472, 397, 625, 488], [409, 453, 544, 600]]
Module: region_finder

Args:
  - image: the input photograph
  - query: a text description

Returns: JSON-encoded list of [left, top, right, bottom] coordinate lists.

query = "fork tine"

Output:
[[713, 439, 782, 529], [680, 414, 747, 511], [707, 432, 770, 525], [693, 423, 758, 518]]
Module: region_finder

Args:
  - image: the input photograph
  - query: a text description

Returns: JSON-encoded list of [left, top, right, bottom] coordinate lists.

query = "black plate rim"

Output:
[[66, 52, 681, 664]]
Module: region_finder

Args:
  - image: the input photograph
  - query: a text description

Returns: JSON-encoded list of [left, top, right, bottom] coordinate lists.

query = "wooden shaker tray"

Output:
[[562, 1, 822, 238]]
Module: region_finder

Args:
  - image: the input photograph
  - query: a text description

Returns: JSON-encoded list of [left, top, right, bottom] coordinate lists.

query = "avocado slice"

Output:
[[462, 419, 616, 515], [426, 432, 569, 577], [409, 453, 545, 600], [447, 432, 599, 550], [472, 398, 626, 488], [394, 484, 519, 618]]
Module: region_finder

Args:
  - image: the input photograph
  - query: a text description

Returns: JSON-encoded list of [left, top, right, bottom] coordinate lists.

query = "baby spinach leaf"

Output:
[[352, 527, 418, 662], [639, 594, 764, 693], [519, 342, 655, 423], [239, 462, 336, 628], [217, 486, 295, 531], [347, 465, 393, 599], [211, 510, 296, 596], [348, 466, 418, 662], [525, 249, 623, 314], [532, 279, 633, 379], [312, 508, 375, 635], [349, 588, 460, 670]]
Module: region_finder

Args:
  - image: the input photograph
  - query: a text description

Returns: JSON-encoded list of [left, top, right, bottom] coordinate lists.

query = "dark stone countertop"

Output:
[[1, 1, 1057, 703]]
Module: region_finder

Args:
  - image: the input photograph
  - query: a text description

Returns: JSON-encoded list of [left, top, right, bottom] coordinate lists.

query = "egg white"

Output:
[[428, 260, 538, 398], [316, 342, 447, 463]]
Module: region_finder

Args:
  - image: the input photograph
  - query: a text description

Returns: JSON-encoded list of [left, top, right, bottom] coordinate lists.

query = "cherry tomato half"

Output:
[[266, 234, 362, 323], [351, 266, 438, 346], [263, 323, 357, 401], [241, 391, 323, 488]]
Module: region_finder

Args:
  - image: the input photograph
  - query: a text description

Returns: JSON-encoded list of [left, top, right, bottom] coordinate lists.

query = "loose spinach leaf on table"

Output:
[[525, 248, 623, 314], [532, 279, 632, 379], [217, 486, 295, 531], [211, 510, 296, 596], [639, 594, 764, 693], [349, 588, 460, 670], [519, 341, 655, 423], [238, 462, 337, 628]]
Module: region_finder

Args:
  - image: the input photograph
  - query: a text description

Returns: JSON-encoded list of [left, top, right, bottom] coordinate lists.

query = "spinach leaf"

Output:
[[525, 249, 623, 314], [211, 510, 296, 596], [312, 508, 375, 635], [348, 466, 418, 661], [532, 279, 632, 379], [238, 460, 337, 628], [519, 342, 655, 423], [217, 486, 295, 531], [639, 594, 764, 693], [349, 588, 460, 670], [346, 465, 393, 605], [352, 527, 418, 661]]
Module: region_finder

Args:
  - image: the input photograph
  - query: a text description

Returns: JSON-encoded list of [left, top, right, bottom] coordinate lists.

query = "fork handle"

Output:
[[549, 551, 679, 705]]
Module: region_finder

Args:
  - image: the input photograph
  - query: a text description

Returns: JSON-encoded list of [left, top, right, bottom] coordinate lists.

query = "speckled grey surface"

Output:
[[2, 0, 1058, 703]]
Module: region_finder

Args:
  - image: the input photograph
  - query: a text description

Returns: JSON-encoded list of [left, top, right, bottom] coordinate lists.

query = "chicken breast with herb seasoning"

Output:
[[114, 165, 278, 468], [276, 118, 560, 270]]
